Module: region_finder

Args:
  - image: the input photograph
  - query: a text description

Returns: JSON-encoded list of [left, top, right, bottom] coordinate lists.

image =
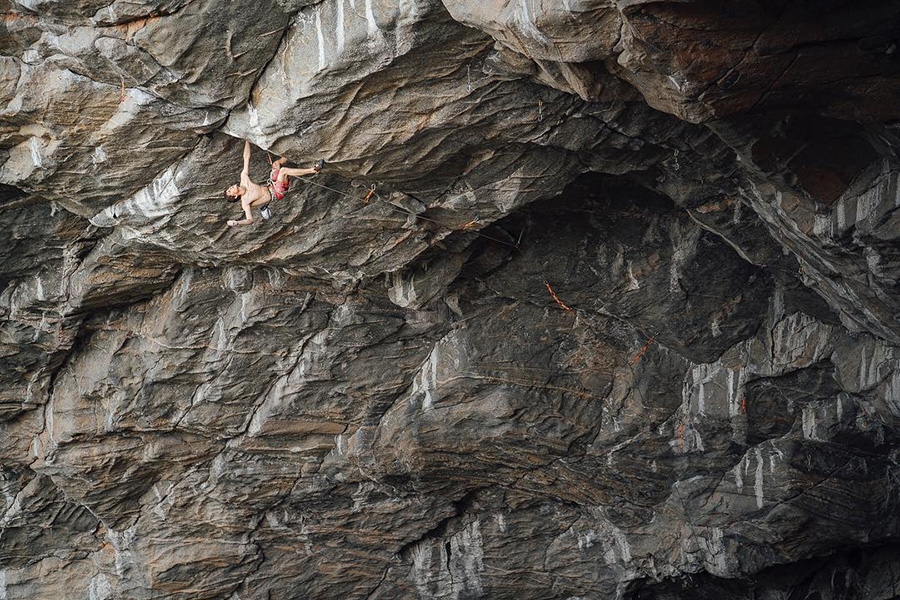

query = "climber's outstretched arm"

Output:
[[237, 140, 254, 189], [242, 140, 251, 176], [227, 200, 255, 227]]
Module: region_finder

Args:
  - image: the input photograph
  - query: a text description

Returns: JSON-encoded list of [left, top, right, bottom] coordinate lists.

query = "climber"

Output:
[[224, 140, 324, 226]]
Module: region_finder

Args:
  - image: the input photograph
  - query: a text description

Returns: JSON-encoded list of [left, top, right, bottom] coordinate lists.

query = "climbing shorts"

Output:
[[269, 169, 289, 200]]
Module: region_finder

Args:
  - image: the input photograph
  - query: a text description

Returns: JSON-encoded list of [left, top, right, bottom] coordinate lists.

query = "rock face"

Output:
[[2, 1, 900, 598]]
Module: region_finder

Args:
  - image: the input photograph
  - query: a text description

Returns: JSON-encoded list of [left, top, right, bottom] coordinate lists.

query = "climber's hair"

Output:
[[224, 189, 239, 202]]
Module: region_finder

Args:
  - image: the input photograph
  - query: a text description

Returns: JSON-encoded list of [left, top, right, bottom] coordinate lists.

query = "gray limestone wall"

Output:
[[2, 1, 900, 598]]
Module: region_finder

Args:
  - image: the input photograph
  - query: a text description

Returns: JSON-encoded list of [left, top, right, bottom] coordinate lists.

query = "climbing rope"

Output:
[[544, 281, 574, 314], [629, 333, 657, 366], [244, 152, 670, 385], [290, 171, 523, 250], [540, 280, 662, 368]]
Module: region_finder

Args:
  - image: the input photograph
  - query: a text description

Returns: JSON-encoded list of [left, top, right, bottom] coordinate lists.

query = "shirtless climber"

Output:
[[224, 140, 324, 226]]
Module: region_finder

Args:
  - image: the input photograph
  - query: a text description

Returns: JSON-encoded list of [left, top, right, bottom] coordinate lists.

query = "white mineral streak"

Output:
[[316, 7, 326, 71], [495, 512, 507, 532], [336, 0, 345, 55], [814, 167, 899, 238], [28, 137, 42, 167], [514, 0, 550, 43], [801, 404, 818, 440], [703, 527, 729, 575], [213, 318, 228, 357], [772, 313, 832, 372], [421, 343, 440, 410], [769, 445, 783, 474], [0, 131, 57, 182], [669, 223, 688, 293], [710, 315, 722, 337], [728, 367, 746, 418], [450, 520, 485, 596], [88, 574, 113, 600], [399, 0, 420, 23], [411, 543, 434, 597], [92, 146, 108, 165], [0, 492, 22, 527], [691, 424, 705, 452], [239, 292, 248, 324], [684, 363, 732, 418], [578, 529, 599, 550], [597, 519, 632, 564], [90, 164, 180, 226], [247, 101, 260, 132], [46, 397, 56, 448], [409, 521, 483, 599], [754, 448, 765, 509], [106, 526, 138, 578], [388, 272, 418, 308], [364, 0, 378, 36], [625, 261, 640, 291], [249, 370, 294, 437]]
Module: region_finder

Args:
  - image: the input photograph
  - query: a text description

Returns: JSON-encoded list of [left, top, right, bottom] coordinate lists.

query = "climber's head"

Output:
[[224, 185, 244, 201]]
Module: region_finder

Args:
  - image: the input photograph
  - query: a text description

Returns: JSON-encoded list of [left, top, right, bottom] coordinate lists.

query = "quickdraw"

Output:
[[363, 185, 376, 204]]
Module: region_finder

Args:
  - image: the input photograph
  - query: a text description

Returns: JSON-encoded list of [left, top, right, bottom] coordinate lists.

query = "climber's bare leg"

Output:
[[276, 165, 319, 182]]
